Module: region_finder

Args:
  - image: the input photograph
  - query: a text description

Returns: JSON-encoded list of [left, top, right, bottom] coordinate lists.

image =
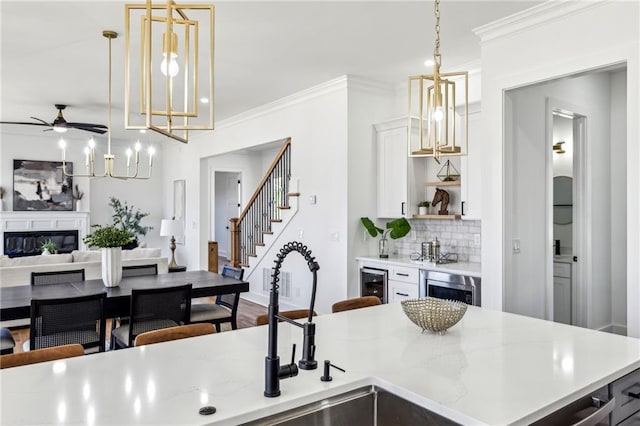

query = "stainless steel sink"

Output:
[[241, 385, 460, 426]]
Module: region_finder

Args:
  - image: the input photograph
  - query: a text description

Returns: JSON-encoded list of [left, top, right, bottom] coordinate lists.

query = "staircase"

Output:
[[230, 138, 298, 272]]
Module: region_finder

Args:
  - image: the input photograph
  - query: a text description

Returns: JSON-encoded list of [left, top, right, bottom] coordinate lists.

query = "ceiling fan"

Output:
[[0, 104, 108, 134]]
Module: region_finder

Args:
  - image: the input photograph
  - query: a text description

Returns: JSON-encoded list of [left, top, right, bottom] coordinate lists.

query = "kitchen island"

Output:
[[1, 303, 639, 425]]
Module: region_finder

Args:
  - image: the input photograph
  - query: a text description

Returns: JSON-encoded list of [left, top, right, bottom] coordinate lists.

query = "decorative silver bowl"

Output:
[[401, 297, 467, 334]]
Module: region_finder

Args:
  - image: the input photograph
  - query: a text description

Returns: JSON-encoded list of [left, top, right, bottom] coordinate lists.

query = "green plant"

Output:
[[360, 217, 411, 240], [40, 239, 57, 254], [418, 201, 430, 208], [109, 197, 153, 239], [83, 225, 134, 248], [0, 186, 5, 200]]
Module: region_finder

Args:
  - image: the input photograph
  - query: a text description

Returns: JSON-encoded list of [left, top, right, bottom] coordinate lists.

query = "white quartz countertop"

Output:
[[2, 304, 640, 425], [357, 255, 481, 277]]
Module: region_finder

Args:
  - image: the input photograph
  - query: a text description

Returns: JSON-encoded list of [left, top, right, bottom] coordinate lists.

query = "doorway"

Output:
[[214, 171, 241, 259], [504, 65, 627, 335]]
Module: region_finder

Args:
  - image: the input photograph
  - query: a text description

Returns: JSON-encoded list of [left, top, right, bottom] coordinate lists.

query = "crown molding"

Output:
[[473, 0, 609, 43]]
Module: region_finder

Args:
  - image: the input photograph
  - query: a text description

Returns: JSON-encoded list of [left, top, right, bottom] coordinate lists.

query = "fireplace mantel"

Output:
[[0, 211, 90, 256]]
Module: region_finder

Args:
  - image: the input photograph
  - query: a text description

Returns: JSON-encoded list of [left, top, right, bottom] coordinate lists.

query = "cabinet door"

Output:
[[460, 103, 482, 219], [389, 280, 418, 303], [553, 277, 571, 324], [376, 123, 408, 218]]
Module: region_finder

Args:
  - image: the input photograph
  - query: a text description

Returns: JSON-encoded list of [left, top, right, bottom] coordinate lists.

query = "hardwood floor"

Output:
[[9, 297, 268, 354]]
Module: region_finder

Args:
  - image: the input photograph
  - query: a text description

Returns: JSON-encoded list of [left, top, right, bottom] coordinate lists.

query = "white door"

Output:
[[214, 171, 241, 259]]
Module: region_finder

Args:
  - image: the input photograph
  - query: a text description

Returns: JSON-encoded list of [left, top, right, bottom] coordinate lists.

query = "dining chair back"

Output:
[[331, 296, 382, 313], [0, 327, 16, 355], [111, 284, 192, 349], [190, 265, 243, 332], [29, 292, 106, 352], [31, 269, 85, 286], [255, 309, 317, 326], [134, 323, 215, 347], [0, 344, 84, 369], [122, 264, 158, 278]]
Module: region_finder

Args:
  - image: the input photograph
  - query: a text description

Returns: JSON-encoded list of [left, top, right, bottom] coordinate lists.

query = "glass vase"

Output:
[[379, 237, 389, 258]]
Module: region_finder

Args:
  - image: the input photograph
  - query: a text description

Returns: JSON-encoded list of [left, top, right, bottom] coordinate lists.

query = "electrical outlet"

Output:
[[474, 234, 481, 246], [330, 231, 339, 242], [410, 231, 417, 241], [298, 228, 304, 239]]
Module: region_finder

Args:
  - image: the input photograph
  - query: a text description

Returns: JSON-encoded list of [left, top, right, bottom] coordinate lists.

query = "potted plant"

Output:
[[418, 201, 430, 215], [73, 185, 84, 212], [0, 186, 5, 211], [83, 225, 133, 287], [109, 197, 153, 249], [360, 217, 411, 258], [40, 239, 57, 255]]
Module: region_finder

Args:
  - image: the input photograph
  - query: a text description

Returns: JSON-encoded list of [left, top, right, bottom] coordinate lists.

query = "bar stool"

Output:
[[0, 328, 16, 355]]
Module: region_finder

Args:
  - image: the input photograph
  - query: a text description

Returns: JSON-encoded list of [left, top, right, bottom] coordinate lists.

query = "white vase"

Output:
[[418, 206, 428, 215], [0, 200, 3, 211], [102, 247, 123, 287], [76, 199, 82, 212]]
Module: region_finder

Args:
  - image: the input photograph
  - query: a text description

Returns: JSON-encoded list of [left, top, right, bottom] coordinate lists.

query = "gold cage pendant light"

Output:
[[124, 0, 215, 144], [408, 0, 468, 159]]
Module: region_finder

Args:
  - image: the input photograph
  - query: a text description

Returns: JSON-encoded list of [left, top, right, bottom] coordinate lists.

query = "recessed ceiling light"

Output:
[[200, 97, 209, 104], [424, 59, 435, 67]]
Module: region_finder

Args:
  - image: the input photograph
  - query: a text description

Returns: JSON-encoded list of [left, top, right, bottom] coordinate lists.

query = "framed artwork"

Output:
[[13, 160, 73, 211], [173, 179, 185, 244]]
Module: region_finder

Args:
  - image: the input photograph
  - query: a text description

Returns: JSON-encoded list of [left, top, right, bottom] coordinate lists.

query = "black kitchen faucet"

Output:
[[264, 241, 320, 398]]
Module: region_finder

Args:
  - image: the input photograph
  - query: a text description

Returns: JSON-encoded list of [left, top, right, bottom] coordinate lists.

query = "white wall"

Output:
[[477, 1, 639, 336], [162, 76, 394, 314]]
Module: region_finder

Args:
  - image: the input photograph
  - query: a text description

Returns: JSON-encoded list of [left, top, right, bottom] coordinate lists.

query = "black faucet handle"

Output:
[[278, 344, 299, 379]]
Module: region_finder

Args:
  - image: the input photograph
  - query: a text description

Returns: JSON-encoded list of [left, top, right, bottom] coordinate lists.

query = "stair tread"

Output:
[[271, 219, 282, 223], [263, 231, 273, 235], [277, 206, 291, 210], [287, 192, 300, 197]]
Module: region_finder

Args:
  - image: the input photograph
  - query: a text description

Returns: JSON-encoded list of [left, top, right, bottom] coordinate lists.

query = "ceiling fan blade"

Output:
[[0, 121, 51, 127], [30, 116, 53, 126], [67, 122, 108, 130]]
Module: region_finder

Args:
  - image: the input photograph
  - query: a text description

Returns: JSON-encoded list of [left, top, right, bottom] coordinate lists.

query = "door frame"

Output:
[[546, 97, 589, 327]]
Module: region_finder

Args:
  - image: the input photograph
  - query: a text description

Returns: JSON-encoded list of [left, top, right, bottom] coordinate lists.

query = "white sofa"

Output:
[[0, 248, 169, 288]]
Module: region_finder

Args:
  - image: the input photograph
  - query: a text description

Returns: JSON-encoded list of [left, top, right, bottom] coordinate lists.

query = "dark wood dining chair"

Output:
[[331, 296, 382, 313], [31, 269, 85, 286], [111, 283, 192, 349], [134, 323, 215, 347], [28, 292, 107, 353], [190, 265, 243, 332], [1, 344, 85, 369], [109, 264, 160, 349], [0, 328, 16, 355], [255, 309, 318, 326]]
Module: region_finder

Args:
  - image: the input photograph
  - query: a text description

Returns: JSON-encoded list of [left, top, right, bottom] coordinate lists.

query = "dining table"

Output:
[[0, 270, 249, 321]]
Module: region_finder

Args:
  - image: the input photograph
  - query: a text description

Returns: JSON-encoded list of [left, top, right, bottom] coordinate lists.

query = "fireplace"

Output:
[[4, 230, 79, 257], [0, 211, 89, 257]]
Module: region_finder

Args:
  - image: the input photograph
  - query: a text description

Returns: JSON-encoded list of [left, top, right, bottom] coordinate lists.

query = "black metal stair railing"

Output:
[[230, 138, 292, 268]]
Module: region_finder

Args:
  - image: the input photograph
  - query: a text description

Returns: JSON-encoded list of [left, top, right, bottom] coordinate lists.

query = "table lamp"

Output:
[[160, 218, 184, 269]]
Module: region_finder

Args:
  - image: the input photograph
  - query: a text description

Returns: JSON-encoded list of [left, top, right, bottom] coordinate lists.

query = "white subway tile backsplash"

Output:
[[393, 219, 481, 262]]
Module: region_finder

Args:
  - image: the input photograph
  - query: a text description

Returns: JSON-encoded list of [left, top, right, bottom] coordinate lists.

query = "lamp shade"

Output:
[[160, 219, 184, 237]]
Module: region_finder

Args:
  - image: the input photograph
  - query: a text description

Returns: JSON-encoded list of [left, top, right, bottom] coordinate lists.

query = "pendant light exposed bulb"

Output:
[[161, 32, 179, 77]]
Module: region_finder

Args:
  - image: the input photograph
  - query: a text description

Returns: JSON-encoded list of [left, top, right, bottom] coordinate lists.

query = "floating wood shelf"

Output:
[[423, 180, 461, 187], [412, 214, 462, 220]]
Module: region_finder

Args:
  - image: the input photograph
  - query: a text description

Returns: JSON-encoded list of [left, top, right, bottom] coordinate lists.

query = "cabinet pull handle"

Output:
[[396, 273, 409, 277], [396, 292, 409, 297], [628, 391, 640, 399], [401, 202, 406, 216]]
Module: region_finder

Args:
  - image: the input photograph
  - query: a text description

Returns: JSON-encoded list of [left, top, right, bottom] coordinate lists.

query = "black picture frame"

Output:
[[13, 160, 73, 211]]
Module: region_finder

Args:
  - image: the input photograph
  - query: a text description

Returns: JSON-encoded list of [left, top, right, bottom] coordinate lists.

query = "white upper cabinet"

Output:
[[375, 118, 425, 218], [460, 103, 482, 220]]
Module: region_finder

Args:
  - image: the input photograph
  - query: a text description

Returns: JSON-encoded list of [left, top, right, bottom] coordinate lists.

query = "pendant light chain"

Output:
[[434, 0, 441, 66]]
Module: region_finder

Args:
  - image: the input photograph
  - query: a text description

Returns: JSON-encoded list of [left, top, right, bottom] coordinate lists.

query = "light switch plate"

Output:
[[513, 238, 521, 253], [474, 234, 481, 246]]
